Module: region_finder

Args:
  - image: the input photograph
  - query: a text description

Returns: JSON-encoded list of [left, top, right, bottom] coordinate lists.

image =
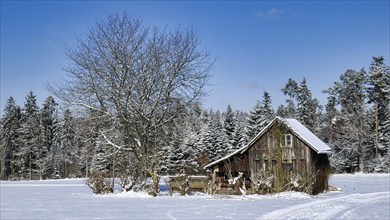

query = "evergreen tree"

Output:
[[276, 104, 288, 118], [194, 110, 212, 167], [15, 92, 42, 179], [245, 91, 274, 143], [223, 105, 236, 150], [61, 109, 77, 177], [162, 112, 187, 174], [281, 78, 298, 117], [75, 115, 98, 178], [324, 95, 338, 144], [164, 113, 204, 175], [48, 115, 62, 178], [366, 56, 390, 158], [90, 137, 111, 174], [41, 97, 57, 152], [245, 101, 262, 142], [326, 69, 368, 172], [0, 97, 21, 179], [200, 110, 227, 163], [233, 110, 247, 149], [258, 91, 274, 131], [39, 96, 58, 178], [179, 107, 205, 174], [296, 78, 320, 132], [214, 111, 228, 157]]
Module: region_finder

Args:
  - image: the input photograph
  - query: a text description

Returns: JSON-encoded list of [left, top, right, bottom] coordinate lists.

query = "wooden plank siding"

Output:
[[247, 122, 316, 181], [213, 153, 250, 183], [206, 117, 331, 195]]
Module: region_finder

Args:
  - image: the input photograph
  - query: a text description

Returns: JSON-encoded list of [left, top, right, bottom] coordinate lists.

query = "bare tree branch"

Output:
[[48, 12, 214, 194]]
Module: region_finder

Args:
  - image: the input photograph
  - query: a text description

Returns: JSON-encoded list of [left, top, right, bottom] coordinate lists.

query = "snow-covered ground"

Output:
[[1, 173, 389, 219]]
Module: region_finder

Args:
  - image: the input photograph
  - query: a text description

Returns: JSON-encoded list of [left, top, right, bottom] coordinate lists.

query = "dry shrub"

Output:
[[251, 171, 274, 194], [86, 172, 113, 194]]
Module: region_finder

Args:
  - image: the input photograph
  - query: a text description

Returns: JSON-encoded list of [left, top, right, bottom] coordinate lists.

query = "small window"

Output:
[[283, 163, 293, 172], [283, 134, 292, 147], [301, 148, 306, 160]]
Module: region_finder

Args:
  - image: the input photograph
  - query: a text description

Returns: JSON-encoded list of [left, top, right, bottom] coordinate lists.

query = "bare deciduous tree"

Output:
[[48, 12, 213, 195]]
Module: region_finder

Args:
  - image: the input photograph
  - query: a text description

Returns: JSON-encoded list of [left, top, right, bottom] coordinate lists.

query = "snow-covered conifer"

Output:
[[326, 69, 369, 172], [233, 110, 247, 149], [0, 97, 21, 179], [366, 56, 390, 158], [245, 91, 274, 143], [223, 105, 236, 150], [60, 109, 77, 177], [281, 78, 298, 117], [15, 92, 42, 179], [258, 91, 274, 131], [296, 78, 320, 132], [38, 96, 58, 179], [245, 101, 262, 142]]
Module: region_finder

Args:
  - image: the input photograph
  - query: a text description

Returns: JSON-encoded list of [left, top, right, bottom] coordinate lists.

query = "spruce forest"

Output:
[[1, 14, 389, 194], [2, 56, 389, 179]]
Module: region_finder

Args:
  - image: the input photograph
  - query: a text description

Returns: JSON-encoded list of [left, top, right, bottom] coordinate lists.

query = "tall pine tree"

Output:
[[366, 56, 390, 157], [326, 69, 368, 172], [39, 96, 58, 178], [296, 78, 320, 132], [245, 101, 262, 142], [0, 97, 21, 179], [223, 105, 236, 150], [366, 56, 390, 172], [16, 92, 42, 179], [258, 91, 274, 131], [281, 78, 298, 117]]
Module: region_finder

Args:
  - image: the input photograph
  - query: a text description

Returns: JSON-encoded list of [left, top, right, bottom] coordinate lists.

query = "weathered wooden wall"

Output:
[[209, 121, 330, 195], [247, 123, 316, 180]]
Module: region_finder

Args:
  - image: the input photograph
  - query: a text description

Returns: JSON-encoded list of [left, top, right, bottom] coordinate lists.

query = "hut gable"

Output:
[[204, 117, 331, 195], [239, 117, 331, 156], [204, 117, 330, 169], [283, 118, 330, 154]]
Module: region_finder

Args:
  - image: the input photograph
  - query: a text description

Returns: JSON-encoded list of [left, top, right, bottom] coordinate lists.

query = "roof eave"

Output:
[[318, 150, 332, 155], [203, 148, 242, 169], [239, 117, 281, 154]]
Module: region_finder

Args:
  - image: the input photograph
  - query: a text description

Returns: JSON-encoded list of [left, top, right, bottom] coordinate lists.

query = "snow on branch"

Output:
[[70, 102, 111, 115], [100, 132, 133, 154]]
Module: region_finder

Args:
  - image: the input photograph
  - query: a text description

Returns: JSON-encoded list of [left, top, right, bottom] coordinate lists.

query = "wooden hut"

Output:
[[204, 117, 331, 195]]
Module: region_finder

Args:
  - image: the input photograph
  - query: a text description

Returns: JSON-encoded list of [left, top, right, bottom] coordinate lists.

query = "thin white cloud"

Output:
[[246, 81, 262, 90], [256, 8, 287, 20]]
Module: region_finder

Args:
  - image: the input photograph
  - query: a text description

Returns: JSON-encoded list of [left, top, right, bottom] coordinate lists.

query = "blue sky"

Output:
[[1, 1, 389, 114]]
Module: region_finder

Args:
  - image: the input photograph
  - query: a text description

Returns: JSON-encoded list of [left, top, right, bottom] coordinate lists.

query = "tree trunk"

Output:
[[148, 170, 160, 197], [112, 152, 116, 189], [375, 97, 379, 157], [64, 161, 67, 178], [330, 123, 333, 144], [29, 153, 32, 180], [85, 159, 88, 178], [358, 115, 364, 172]]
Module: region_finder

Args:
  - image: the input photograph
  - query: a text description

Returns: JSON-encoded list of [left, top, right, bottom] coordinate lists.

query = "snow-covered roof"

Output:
[[204, 117, 331, 169], [283, 118, 331, 154], [204, 146, 243, 169]]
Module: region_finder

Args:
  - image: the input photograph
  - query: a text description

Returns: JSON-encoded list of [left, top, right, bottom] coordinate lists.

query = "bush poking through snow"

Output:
[[250, 170, 321, 195], [170, 173, 190, 196], [252, 171, 274, 194], [147, 172, 160, 197], [207, 180, 221, 195], [227, 172, 246, 195], [118, 175, 137, 192], [228, 172, 243, 186], [86, 172, 113, 194]]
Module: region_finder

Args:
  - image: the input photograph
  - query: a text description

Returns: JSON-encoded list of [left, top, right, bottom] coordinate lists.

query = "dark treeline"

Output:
[[1, 56, 389, 182]]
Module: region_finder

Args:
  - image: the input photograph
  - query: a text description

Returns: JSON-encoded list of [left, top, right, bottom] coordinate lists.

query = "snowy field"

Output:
[[1, 173, 389, 220]]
